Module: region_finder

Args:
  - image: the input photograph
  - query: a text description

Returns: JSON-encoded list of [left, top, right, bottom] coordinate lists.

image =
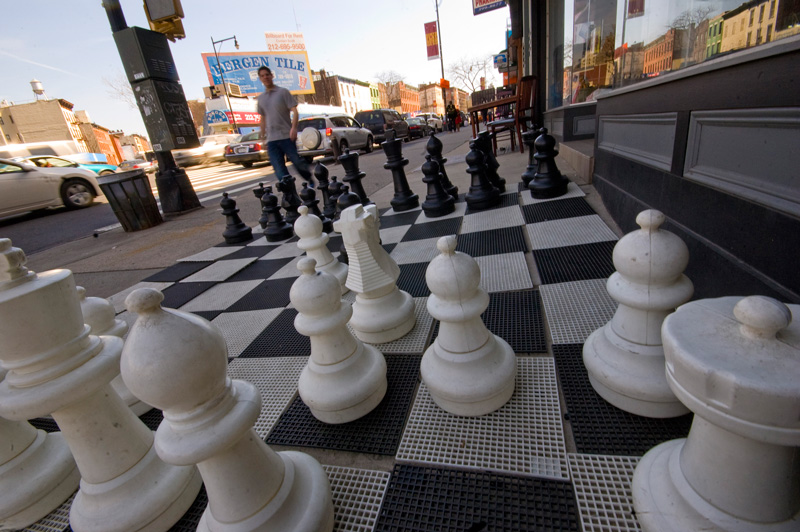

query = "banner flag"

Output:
[[424, 21, 439, 61]]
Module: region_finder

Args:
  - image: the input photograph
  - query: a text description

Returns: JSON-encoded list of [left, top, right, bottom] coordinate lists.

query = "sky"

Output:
[[0, 0, 510, 137]]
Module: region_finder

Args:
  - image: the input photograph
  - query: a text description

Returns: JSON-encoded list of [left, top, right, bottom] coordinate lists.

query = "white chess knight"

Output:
[[121, 287, 335, 532], [0, 238, 201, 532], [583, 209, 693, 418], [334, 203, 415, 344], [292, 257, 387, 423], [421, 236, 516, 416], [294, 205, 349, 294]]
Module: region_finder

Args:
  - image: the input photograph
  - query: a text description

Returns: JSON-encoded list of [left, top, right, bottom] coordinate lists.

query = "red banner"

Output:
[[424, 21, 439, 61], [225, 111, 261, 124]]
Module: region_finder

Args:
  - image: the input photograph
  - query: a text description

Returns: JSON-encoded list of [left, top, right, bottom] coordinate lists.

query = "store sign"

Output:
[[493, 53, 507, 67], [226, 111, 262, 124], [424, 21, 439, 61], [473, 0, 506, 16], [201, 51, 315, 96], [205, 110, 229, 124]]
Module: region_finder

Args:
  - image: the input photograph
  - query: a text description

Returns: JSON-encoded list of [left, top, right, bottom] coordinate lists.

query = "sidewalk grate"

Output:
[[143, 261, 212, 282], [379, 223, 413, 244], [553, 344, 692, 456], [379, 209, 422, 228], [460, 205, 526, 234], [527, 215, 619, 250], [568, 453, 642, 532], [258, 240, 306, 259], [540, 279, 617, 345], [265, 255, 305, 280], [161, 282, 216, 309], [179, 280, 262, 312], [223, 256, 293, 282], [220, 245, 275, 260], [374, 464, 580, 532], [266, 356, 420, 455], [181, 257, 259, 283], [456, 225, 527, 257], [225, 277, 297, 312], [166, 487, 208, 531], [475, 252, 534, 293], [211, 308, 284, 357], [533, 241, 617, 284], [400, 217, 462, 242], [522, 197, 597, 224], [390, 237, 441, 265], [188, 310, 222, 322], [482, 290, 547, 353], [396, 262, 432, 296], [324, 466, 391, 532], [138, 408, 164, 431], [20, 494, 74, 532], [238, 308, 310, 357]]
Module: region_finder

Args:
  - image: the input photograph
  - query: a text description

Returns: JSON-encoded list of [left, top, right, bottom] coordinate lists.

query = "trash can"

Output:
[[97, 169, 163, 232]]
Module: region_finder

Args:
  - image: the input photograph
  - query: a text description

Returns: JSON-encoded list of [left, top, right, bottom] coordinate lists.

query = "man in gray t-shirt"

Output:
[[257, 66, 313, 185]]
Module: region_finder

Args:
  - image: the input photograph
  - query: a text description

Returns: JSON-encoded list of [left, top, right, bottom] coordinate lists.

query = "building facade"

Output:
[[0, 99, 90, 151], [418, 83, 445, 115]]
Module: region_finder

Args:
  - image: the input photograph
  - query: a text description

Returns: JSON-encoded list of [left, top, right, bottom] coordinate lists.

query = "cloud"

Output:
[[0, 50, 80, 77]]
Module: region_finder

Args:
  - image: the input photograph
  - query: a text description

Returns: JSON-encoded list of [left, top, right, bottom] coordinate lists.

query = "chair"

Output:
[[488, 75, 537, 155]]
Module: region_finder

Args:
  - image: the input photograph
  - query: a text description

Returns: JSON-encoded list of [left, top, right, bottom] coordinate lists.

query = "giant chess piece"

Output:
[[327, 176, 344, 218], [528, 127, 569, 199], [292, 258, 387, 423], [421, 155, 455, 218], [382, 131, 420, 212], [262, 185, 294, 242], [0, 369, 80, 530], [314, 162, 338, 221], [335, 185, 363, 265], [253, 182, 270, 229], [277, 175, 303, 225], [520, 128, 540, 189], [122, 288, 335, 532], [632, 295, 800, 532], [77, 286, 152, 416], [474, 130, 506, 193], [338, 148, 372, 206], [295, 206, 349, 294], [0, 239, 201, 532], [583, 210, 693, 418], [425, 134, 458, 199], [464, 140, 501, 211], [300, 182, 333, 234], [421, 236, 516, 416], [334, 204, 416, 343], [220, 192, 253, 244]]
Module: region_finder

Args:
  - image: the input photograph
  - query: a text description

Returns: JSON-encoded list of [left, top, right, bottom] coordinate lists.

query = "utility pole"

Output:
[[211, 36, 240, 134]]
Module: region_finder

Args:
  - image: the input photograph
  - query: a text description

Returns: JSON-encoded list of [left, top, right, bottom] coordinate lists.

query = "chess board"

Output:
[[26, 181, 694, 532]]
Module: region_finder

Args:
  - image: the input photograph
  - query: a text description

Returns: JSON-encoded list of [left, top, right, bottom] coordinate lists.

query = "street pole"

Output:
[[435, 0, 447, 120], [211, 36, 239, 134]]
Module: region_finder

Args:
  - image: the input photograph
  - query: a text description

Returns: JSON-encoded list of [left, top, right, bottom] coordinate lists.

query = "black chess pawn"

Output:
[[425, 134, 458, 199], [465, 141, 501, 212], [336, 185, 363, 264], [220, 192, 253, 244], [382, 132, 419, 212], [300, 182, 333, 234], [338, 148, 372, 206], [253, 183, 270, 229], [528, 128, 569, 199], [276, 175, 303, 225], [314, 162, 338, 221], [261, 186, 294, 242], [520, 129, 541, 190], [421, 155, 456, 218], [474, 130, 507, 193]]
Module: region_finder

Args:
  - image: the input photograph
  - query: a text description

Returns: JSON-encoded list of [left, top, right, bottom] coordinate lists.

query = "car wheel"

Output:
[[60, 179, 95, 209], [364, 136, 374, 153], [241, 162, 253, 168], [99, 169, 115, 176], [339, 139, 349, 152]]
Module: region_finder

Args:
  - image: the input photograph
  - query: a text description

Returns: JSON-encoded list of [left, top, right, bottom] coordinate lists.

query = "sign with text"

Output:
[[473, 0, 506, 15], [264, 32, 307, 52], [205, 109, 229, 124], [424, 21, 439, 61], [201, 51, 315, 96]]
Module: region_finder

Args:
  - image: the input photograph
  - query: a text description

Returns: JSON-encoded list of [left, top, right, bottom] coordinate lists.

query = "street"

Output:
[[0, 130, 471, 256]]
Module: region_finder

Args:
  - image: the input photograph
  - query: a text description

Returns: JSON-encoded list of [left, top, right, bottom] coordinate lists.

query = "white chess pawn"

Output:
[[421, 236, 516, 416], [77, 286, 152, 416], [294, 205, 349, 294], [633, 295, 800, 531], [334, 203, 415, 343], [292, 257, 387, 423], [0, 368, 80, 530], [583, 210, 693, 418], [0, 239, 201, 532], [122, 288, 334, 532]]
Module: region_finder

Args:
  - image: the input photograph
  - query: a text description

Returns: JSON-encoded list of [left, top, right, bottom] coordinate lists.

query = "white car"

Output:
[[417, 113, 444, 133], [0, 158, 103, 217], [172, 134, 240, 167]]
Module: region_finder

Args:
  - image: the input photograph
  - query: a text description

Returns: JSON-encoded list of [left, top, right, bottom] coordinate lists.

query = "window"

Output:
[[750, 10, 755, 26], [747, 32, 752, 46], [0, 117, 3, 125], [767, 25, 772, 41], [770, 0, 776, 18]]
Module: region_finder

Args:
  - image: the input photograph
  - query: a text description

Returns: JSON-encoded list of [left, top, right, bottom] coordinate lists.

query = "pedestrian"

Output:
[[257, 66, 314, 186], [445, 101, 457, 133]]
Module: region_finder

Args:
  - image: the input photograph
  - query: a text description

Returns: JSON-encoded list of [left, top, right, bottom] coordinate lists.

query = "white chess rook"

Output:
[[334, 204, 415, 344], [0, 239, 201, 532], [632, 295, 800, 531], [77, 286, 153, 416], [292, 257, 387, 423], [421, 236, 516, 416], [583, 210, 693, 418], [294, 205, 349, 294], [0, 369, 80, 530], [122, 288, 334, 532]]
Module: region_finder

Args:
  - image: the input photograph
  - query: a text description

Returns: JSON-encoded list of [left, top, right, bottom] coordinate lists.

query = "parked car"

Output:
[[225, 131, 270, 168], [172, 134, 240, 167], [296, 114, 373, 161], [118, 159, 157, 174], [406, 117, 433, 139], [353, 109, 410, 144], [0, 158, 103, 216], [416, 113, 444, 133], [16, 155, 118, 176]]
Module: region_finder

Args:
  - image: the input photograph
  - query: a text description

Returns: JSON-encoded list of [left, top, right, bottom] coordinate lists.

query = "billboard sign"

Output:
[[473, 0, 506, 15], [264, 32, 306, 52], [424, 22, 439, 61], [201, 51, 314, 96]]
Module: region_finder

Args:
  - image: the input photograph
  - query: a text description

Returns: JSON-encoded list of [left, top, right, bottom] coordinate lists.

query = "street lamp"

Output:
[[211, 35, 239, 134]]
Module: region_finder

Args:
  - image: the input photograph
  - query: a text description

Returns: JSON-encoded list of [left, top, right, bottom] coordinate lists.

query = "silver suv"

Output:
[[296, 114, 373, 162]]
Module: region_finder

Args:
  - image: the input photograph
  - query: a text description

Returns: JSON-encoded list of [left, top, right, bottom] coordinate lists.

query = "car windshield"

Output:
[[299, 118, 326, 130], [240, 131, 261, 142], [407, 118, 423, 125], [355, 111, 382, 124]]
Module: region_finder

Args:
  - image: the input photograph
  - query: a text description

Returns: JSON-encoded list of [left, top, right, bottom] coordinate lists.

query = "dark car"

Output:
[[353, 109, 410, 144], [406, 117, 432, 139], [225, 131, 270, 168]]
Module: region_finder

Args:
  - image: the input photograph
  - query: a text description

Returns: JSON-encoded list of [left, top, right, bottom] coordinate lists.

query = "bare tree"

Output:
[[446, 55, 492, 93], [668, 6, 714, 30], [102, 71, 137, 111], [375, 70, 404, 107]]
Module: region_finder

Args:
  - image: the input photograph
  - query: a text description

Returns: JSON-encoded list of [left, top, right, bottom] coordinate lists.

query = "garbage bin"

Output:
[[97, 169, 163, 232]]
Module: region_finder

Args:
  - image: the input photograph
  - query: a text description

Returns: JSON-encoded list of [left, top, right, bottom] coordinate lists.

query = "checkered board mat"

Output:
[[25, 180, 693, 532]]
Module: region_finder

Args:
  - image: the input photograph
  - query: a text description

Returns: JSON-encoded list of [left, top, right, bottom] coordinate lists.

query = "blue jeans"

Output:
[[267, 138, 313, 185]]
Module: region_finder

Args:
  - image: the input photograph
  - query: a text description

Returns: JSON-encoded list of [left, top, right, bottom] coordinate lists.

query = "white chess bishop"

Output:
[[294, 205, 349, 294], [122, 287, 334, 532], [421, 236, 516, 416], [334, 203, 415, 344], [292, 257, 387, 423]]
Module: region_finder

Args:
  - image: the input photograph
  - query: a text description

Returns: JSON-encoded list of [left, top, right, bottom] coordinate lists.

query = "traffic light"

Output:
[[143, 0, 186, 42]]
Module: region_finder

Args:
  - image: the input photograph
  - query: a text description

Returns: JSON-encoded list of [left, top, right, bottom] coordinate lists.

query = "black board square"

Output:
[[189, 310, 223, 322], [465, 191, 519, 214], [266, 356, 420, 455], [221, 245, 275, 260], [456, 226, 527, 257], [553, 344, 693, 455], [397, 262, 431, 297], [161, 282, 216, 309], [143, 261, 213, 282], [138, 408, 164, 431], [238, 308, 310, 357], [522, 197, 597, 224], [326, 233, 343, 253], [379, 210, 422, 229], [168, 487, 208, 531], [400, 217, 462, 242], [533, 241, 617, 284], [225, 277, 296, 312], [483, 290, 547, 353], [28, 417, 60, 432], [224, 257, 294, 282], [375, 464, 580, 532]]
